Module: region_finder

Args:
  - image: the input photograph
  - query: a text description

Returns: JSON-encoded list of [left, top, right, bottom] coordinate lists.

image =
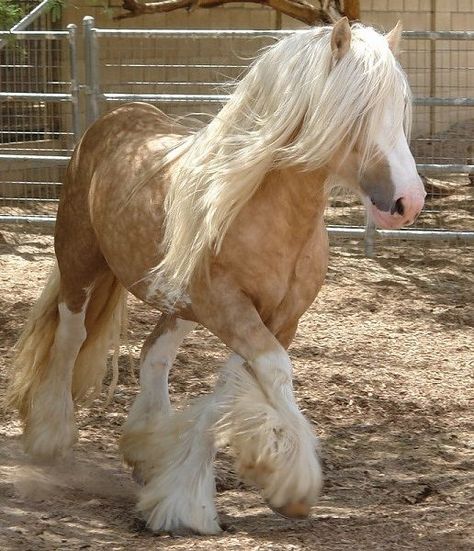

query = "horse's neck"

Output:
[[260, 167, 329, 230]]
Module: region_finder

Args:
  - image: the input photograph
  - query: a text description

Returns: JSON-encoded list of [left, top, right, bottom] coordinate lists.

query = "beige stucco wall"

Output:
[[361, 0, 474, 31]]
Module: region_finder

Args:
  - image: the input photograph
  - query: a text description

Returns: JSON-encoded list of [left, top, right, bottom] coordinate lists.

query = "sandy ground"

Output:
[[0, 223, 473, 551]]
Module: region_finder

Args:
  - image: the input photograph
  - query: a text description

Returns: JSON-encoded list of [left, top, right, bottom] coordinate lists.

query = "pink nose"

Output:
[[391, 194, 425, 225]]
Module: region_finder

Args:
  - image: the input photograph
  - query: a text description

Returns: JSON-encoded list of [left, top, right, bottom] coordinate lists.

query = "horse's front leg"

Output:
[[121, 315, 196, 483], [122, 315, 221, 536], [217, 350, 322, 519], [197, 292, 323, 519]]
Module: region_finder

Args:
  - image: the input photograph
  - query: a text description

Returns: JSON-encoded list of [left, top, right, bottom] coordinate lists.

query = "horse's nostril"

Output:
[[391, 197, 405, 216]]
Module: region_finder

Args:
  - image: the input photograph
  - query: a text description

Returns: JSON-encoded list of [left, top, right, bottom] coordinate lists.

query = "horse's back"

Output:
[[73, 102, 185, 181], [60, 102, 184, 203]]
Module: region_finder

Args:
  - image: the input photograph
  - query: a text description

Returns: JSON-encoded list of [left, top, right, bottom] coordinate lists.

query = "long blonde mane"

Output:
[[149, 23, 412, 299]]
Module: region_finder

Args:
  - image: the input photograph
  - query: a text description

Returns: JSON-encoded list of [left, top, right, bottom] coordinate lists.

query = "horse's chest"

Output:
[[230, 223, 328, 323], [281, 234, 328, 312]]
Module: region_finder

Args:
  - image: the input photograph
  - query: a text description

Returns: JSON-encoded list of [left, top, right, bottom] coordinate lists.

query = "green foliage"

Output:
[[0, 0, 25, 30], [48, 0, 63, 22], [0, 0, 66, 30], [0, 0, 116, 32]]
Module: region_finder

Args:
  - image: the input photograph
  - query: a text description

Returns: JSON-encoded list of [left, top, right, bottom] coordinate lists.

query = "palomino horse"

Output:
[[7, 19, 425, 534]]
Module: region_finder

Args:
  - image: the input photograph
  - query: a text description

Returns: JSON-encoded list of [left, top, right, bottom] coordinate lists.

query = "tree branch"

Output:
[[116, 0, 360, 25]]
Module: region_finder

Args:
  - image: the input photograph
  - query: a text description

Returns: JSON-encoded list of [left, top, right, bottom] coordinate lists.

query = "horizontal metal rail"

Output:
[[1, 152, 471, 174], [414, 97, 474, 107], [1, 215, 472, 244], [329, 227, 474, 242], [1, 197, 59, 203], [416, 164, 474, 174], [3, 92, 465, 107], [0, 154, 70, 164], [2, 27, 472, 42], [95, 29, 293, 38], [0, 31, 68, 39], [0, 161, 469, 174], [1, 151, 72, 157], [104, 63, 245, 69], [8, 92, 471, 109], [102, 94, 473, 111], [403, 30, 474, 40], [103, 92, 228, 103], [94, 29, 474, 40], [0, 131, 72, 136], [0, 92, 73, 102], [0, 215, 57, 224], [1, 181, 61, 186]]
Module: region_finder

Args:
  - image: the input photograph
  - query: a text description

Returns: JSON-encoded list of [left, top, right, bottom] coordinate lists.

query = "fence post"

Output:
[[364, 221, 376, 258], [83, 16, 100, 126], [67, 23, 81, 142]]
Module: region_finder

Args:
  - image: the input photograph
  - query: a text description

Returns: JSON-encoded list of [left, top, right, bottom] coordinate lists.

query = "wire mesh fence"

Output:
[[0, 1, 77, 221], [0, 27, 75, 221], [1, 18, 473, 250]]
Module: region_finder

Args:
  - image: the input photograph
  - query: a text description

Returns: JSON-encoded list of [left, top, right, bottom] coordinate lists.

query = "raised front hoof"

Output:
[[269, 501, 311, 519], [120, 431, 155, 486], [122, 455, 151, 486]]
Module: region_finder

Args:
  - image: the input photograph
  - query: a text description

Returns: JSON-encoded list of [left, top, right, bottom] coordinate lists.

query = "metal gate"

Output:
[[0, 24, 77, 223]]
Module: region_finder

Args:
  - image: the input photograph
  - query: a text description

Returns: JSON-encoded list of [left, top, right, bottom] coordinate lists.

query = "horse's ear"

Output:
[[331, 17, 351, 61], [386, 21, 403, 56]]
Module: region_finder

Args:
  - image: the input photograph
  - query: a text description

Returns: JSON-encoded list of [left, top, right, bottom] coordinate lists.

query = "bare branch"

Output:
[[116, 0, 359, 26]]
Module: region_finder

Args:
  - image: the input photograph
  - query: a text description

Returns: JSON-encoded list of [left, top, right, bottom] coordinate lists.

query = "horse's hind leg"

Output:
[[18, 260, 125, 460], [20, 280, 90, 460], [121, 315, 196, 478], [9, 209, 125, 460]]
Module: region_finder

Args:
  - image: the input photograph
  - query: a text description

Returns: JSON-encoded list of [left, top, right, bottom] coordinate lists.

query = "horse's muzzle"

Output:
[[368, 191, 425, 229]]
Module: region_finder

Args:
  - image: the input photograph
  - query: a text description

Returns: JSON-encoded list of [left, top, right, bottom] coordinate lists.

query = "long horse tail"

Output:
[[6, 263, 62, 419], [6, 263, 127, 425], [72, 270, 128, 405]]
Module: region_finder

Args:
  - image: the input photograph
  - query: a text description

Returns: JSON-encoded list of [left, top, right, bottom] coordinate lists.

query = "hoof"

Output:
[[167, 524, 222, 537], [148, 520, 223, 537], [270, 501, 311, 519]]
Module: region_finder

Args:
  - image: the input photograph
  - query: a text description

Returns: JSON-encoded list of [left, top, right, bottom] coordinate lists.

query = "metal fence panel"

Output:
[[1, 18, 472, 248], [0, 20, 78, 220]]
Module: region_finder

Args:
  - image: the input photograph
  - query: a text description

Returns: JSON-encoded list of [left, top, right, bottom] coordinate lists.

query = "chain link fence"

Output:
[[1, 16, 473, 249]]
